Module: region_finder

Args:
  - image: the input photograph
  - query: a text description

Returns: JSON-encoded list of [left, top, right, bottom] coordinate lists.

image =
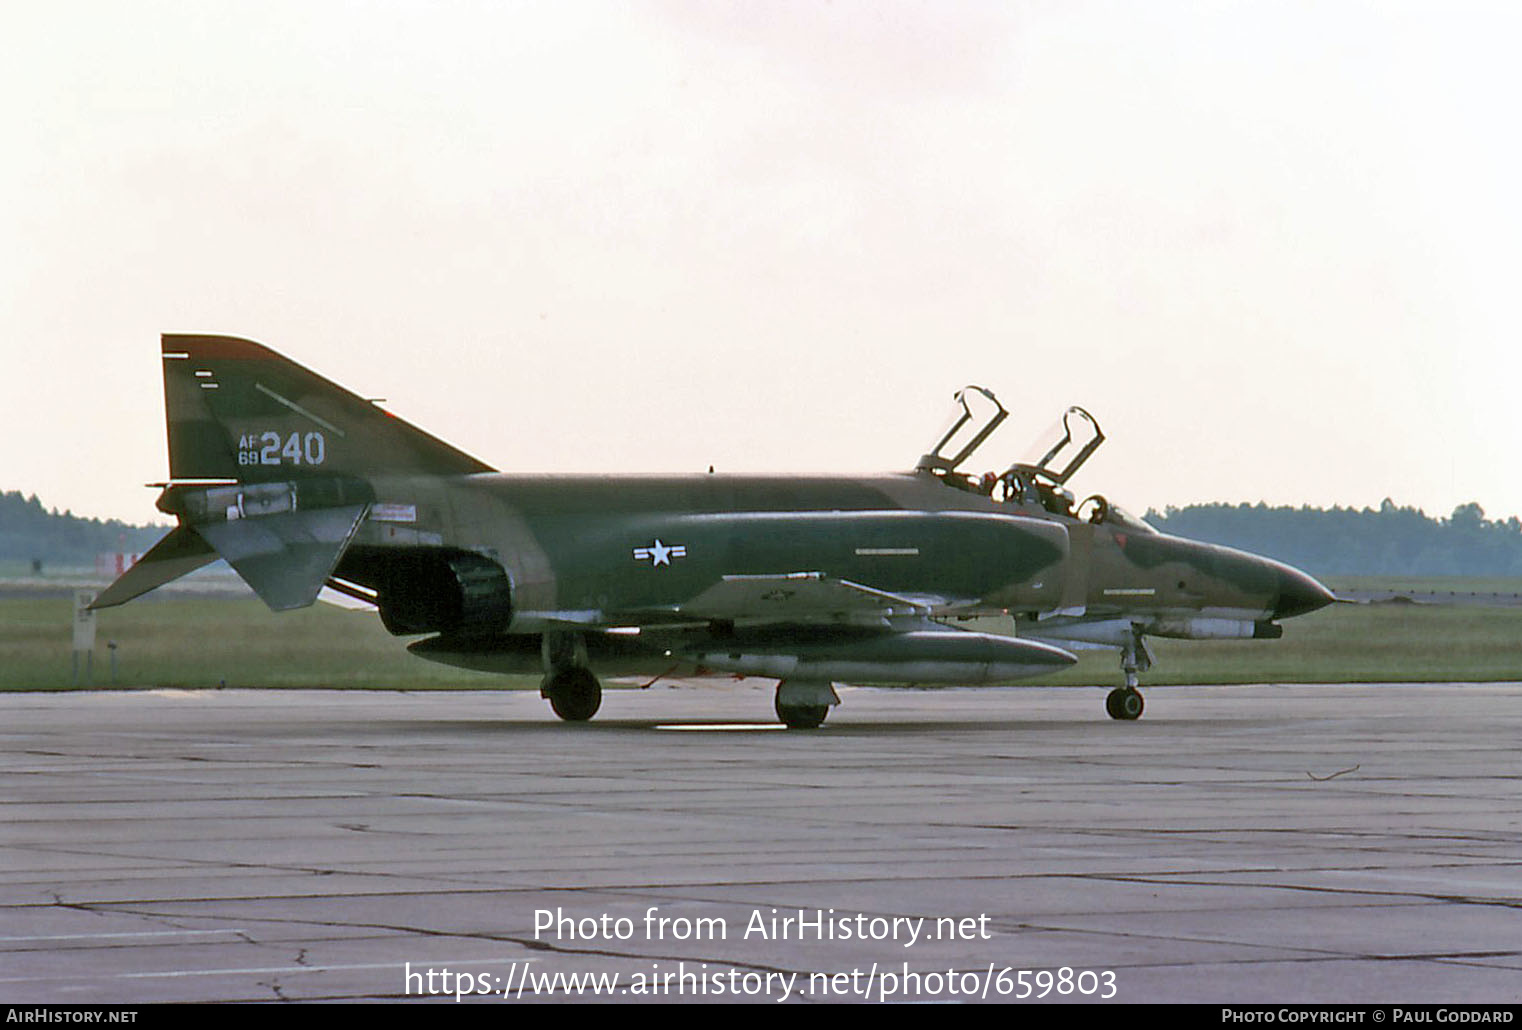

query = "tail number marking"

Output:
[[238, 431, 327, 467]]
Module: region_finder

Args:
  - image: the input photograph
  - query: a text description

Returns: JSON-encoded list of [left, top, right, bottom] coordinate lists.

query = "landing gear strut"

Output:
[[1105, 627, 1152, 721], [774, 679, 839, 729]]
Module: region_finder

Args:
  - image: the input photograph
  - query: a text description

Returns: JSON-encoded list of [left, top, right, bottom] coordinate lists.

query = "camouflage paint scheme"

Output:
[[95, 335, 1333, 726]]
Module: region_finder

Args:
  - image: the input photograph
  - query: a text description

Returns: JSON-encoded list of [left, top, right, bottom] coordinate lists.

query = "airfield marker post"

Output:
[[72, 591, 96, 687]]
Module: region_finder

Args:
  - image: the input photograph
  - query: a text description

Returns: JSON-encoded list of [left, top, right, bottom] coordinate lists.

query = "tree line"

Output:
[[0, 491, 165, 567], [1145, 500, 1522, 577]]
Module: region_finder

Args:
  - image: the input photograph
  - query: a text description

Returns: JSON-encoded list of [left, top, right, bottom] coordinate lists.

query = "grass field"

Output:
[[1036, 600, 1522, 686], [0, 595, 522, 691], [3, 579, 1520, 691]]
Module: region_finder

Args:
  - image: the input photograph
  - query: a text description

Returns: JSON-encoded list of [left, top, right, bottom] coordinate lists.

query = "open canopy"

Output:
[[917, 388, 1104, 485]]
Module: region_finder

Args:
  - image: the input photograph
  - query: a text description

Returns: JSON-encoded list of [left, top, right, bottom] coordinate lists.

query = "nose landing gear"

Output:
[[1105, 628, 1152, 721]]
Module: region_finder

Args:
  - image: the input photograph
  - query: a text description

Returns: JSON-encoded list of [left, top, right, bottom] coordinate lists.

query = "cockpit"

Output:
[[916, 387, 1156, 535]]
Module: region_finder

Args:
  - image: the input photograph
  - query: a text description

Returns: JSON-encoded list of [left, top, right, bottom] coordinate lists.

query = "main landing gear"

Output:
[[540, 631, 601, 722], [1105, 686, 1144, 720], [542, 666, 602, 722], [775, 679, 839, 729], [1105, 628, 1152, 721]]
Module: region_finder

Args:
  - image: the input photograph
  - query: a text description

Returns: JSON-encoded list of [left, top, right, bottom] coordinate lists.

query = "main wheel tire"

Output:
[[546, 667, 602, 722], [1105, 686, 1144, 721], [776, 700, 829, 729]]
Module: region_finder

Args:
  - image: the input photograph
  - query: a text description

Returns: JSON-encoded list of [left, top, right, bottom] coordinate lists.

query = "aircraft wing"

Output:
[[616, 571, 967, 626]]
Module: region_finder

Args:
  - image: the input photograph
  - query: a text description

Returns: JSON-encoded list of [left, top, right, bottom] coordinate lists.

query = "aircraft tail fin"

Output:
[[160, 334, 495, 482], [99, 334, 493, 611]]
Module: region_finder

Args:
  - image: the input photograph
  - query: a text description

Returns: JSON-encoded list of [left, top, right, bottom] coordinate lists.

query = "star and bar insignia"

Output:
[[632, 539, 687, 567]]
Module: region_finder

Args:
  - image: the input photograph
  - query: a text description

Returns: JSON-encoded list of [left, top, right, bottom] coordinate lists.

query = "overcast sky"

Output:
[[5, 1, 1519, 527]]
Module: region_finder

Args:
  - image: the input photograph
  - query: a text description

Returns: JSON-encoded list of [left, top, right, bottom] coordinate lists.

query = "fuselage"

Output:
[[336, 469, 1331, 643]]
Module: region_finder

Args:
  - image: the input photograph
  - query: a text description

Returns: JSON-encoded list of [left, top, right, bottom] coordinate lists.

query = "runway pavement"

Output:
[[2, 682, 1520, 1004]]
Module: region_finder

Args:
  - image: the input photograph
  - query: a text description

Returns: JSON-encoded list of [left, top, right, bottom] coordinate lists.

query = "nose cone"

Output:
[[1272, 566, 1336, 620]]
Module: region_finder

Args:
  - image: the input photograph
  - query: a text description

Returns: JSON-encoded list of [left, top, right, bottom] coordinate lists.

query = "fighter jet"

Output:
[[94, 335, 1334, 727]]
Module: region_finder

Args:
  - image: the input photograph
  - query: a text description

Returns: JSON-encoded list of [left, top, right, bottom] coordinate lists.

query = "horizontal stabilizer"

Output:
[[195, 504, 369, 611], [90, 526, 218, 609]]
